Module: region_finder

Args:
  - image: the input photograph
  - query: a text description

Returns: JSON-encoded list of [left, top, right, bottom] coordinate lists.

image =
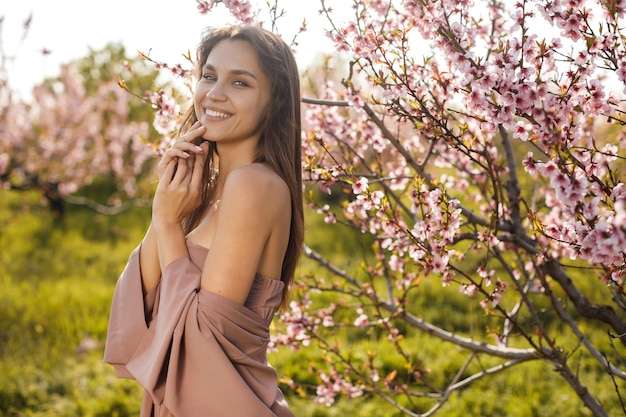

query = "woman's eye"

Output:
[[202, 74, 216, 81], [233, 80, 249, 87]]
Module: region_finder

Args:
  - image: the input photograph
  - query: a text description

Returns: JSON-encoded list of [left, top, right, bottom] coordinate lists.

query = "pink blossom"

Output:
[[321, 315, 335, 328], [513, 121, 532, 141], [431, 253, 450, 274], [441, 270, 455, 287], [409, 245, 426, 262], [196, 0, 215, 14], [478, 266, 495, 286], [560, 13, 582, 40], [466, 88, 487, 109], [388, 254, 404, 272], [352, 176, 369, 195], [491, 279, 508, 307], [460, 283, 478, 297], [541, 159, 559, 177], [354, 308, 369, 328], [522, 152, 540, 175], [347, 91, 365, 110]]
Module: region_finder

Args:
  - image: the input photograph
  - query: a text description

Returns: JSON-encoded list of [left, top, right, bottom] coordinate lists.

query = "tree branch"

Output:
[[63, 194, 151, 215], [386, 303, 551, 360], [543, 259, 626, 348], [499, 124, 523, 232], [302, 97, 350, 107], [303, 244, 361, 288], [303, 243, 549, 360], [556, 357, 610, 417], [422, 357, 535, 417], [540, 262, 626, 379]]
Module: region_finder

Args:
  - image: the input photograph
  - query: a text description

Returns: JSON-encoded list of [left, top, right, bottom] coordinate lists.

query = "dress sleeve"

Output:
[[103, 246, 153, 378], [104, 250, 293, 416], [103, 250, 202, 388]]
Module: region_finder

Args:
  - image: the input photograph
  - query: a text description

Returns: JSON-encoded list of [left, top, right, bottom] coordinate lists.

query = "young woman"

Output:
[[104, 25, 303, 417]]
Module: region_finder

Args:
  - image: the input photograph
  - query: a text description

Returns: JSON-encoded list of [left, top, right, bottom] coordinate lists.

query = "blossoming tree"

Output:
[[179, 1, 626, 416], [0, 16, 157, 216]]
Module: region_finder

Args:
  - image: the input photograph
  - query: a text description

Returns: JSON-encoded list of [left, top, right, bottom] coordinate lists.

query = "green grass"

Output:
[[0, 189, 623, 416]]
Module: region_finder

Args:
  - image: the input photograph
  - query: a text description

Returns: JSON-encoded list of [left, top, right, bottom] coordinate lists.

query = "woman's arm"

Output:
[[140, 122, 208, 293], [139, 224, 161, 294]]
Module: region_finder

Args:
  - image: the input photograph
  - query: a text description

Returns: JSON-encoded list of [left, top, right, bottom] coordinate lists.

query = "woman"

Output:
[[104, 25, 303, 417]]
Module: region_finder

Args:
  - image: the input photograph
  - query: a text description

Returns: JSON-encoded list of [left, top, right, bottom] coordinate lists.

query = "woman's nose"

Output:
[[205, 81, 227, 101]]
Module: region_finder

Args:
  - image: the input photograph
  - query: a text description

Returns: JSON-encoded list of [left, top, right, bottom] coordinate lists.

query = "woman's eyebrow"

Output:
[[202, 63, 258, 80]]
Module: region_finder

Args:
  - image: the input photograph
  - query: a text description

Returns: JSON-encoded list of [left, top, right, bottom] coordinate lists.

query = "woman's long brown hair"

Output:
[[178, 25, 303, 310]]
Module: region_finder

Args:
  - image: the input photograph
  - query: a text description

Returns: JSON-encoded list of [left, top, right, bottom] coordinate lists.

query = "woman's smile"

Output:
[[203, 107, 232, 120]]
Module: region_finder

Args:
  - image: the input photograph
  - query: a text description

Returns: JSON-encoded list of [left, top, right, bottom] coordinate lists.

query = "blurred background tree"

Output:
[[0, 17, 162, 216]]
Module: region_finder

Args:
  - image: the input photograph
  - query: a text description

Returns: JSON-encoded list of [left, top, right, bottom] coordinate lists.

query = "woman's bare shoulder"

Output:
[[223, 163, 290, 207]]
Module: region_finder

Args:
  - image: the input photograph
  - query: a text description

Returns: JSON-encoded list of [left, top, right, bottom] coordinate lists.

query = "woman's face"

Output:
[[194, 39, 271, 146]]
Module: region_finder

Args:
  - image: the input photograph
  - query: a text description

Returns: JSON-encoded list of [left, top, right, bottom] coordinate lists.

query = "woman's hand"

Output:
[[153, 122, 208, 226]]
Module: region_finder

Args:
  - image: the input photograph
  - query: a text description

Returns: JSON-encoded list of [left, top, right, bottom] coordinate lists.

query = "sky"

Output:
[[2, 0, 343, 100]]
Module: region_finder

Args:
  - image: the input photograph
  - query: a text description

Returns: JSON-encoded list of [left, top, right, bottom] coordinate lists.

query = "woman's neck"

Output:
[[214, 142, 258, 183]]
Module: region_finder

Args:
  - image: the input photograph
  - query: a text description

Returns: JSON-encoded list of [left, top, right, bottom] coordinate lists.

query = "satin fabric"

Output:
[[103, 241, 294, 417]]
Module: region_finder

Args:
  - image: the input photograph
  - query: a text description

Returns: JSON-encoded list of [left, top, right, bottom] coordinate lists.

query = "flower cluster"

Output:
[[314, 365, 365, 407], [196, 0, 256, 24], [147, 89, 181, 149], [270, 297, 315, 351]]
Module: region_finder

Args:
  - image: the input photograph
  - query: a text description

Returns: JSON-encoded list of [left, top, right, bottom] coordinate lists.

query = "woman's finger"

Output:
[[157, 149, 189, 178], [163, 148, 191, 160], [180, 121, 207, 144], [158, 158, 178, 186], [169, 141, 204, 154], [158, 149, 190, 172], [163, 122, 206, 160], [170, 157, 189, 186]]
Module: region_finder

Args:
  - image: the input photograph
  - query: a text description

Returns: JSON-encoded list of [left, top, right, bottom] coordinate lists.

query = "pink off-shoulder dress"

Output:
[[103, 240, 294, 417]]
